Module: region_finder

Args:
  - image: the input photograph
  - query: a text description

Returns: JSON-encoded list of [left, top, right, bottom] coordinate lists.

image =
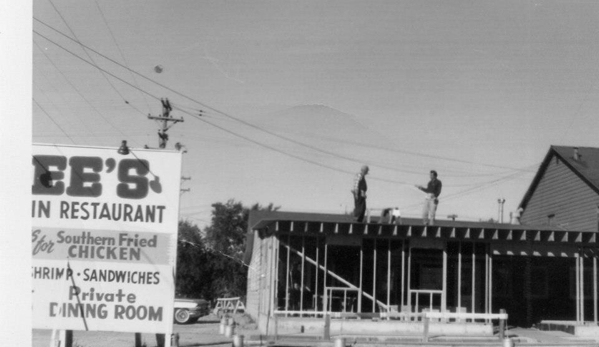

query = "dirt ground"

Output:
[[32, 314, 260, 347]]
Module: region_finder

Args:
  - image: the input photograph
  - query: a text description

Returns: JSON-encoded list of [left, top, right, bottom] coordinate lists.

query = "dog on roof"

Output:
[[380, 207, 402, 225]]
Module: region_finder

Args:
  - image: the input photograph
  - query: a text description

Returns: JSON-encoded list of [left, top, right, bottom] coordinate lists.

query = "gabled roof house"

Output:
[[520, 146, 599, 232]]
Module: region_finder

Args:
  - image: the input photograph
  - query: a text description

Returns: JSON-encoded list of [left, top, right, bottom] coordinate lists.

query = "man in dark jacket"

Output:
[[416, 170, 442, 225]]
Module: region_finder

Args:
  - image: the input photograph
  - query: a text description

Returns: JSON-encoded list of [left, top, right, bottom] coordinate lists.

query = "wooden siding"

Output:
[[245, 230, 263, 318], [521, 155, 599, 231]]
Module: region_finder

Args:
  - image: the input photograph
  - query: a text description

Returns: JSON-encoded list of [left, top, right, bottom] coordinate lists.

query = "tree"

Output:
[[175, 220, 212, 299], [175, 200, 280, 301], [203, 200, 280, 299]]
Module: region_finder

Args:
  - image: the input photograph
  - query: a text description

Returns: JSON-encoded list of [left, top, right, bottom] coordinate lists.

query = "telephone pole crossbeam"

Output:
[[147, 98, 184, 149]]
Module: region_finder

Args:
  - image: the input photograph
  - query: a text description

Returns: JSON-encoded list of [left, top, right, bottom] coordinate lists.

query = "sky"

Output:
[[29, 0, 599, 228]]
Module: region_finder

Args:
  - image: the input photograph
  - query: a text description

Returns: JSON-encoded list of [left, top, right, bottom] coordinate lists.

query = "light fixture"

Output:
[[117, 140, 129, 155]]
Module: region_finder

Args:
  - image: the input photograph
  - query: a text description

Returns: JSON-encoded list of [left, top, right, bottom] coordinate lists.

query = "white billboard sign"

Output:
[[31, 144, 181, 334]]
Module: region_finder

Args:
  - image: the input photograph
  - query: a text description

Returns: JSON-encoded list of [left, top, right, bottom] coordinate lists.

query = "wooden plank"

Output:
[[458, 242, 462, 310]]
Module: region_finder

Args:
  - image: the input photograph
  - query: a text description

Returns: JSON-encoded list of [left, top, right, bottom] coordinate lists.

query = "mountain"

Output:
[[253, 104, 392, 149]]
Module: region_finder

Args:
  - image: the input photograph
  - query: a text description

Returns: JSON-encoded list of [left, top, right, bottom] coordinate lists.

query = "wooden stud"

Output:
[[387, 239, 391, 309], [594, 255, 597, 324], [582, 252, 585, 322], [458, 242, 462, 311], [372, 238, 377, 312], [472, 242, 476, 314], [442, 242, 447, 313], [285, 235, 290, 315], [401, 240, 405, 308], [359, 244, 363, 312]]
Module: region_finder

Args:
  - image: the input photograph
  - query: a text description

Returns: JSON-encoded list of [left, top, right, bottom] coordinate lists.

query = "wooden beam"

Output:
[[401, 240, 405, 308], [472, 242, 476, 314], [372, 238, 377, 312], [594, 256, 597, 324], [387, 239, 391, 309], [458, 241, 462, 311], [442, 243, 447, 313], [520, 230, 527, 241]]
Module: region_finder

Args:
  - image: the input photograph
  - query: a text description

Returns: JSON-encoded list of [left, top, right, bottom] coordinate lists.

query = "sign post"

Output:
[[32, 144, 182, 346]]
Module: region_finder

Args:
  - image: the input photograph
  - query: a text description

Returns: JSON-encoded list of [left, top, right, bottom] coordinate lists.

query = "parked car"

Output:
[[173, 298, 210, 324]]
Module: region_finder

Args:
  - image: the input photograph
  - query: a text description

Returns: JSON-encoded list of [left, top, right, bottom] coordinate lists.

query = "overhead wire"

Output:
[[32, 70, 93, 145], [33, 25, 536, 193], [398, 163, 538, 211], [33, 39, 132, 143], [33, 17, 427, 177], [93, 0, 152, 113], [46, 0, 145, 117], [33, 98, 76, 144], [33, 28, 416, 186], [33, 18, 541, 195], [33, 17, 532, 178]]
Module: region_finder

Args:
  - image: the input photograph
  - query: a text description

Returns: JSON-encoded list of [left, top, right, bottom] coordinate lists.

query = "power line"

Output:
[[33, 17, 531, 177], [48, 0, 129, 104], [33, 39, 134, 144], [33, 17, 423, 176], [33, 27, 535, 194], [93, 0, 152, 113], [33, 98, 76, 144], [33, 20, 540, 196], [398, 164, 537, 211], [33, 29, 416, 186]]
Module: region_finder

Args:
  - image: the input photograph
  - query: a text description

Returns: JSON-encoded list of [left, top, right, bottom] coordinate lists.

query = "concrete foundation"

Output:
[[540, 320, 599, 339], [259, 315, 493, 337]]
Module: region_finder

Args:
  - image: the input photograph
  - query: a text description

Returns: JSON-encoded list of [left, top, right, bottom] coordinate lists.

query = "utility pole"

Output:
[[181, 176, 191, 194], [141, 98, 185, 347], [147, 98, 184, 149]]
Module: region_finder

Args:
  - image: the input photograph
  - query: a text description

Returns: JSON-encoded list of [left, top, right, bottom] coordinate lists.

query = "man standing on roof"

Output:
[[416, 170, 442, 225], [352, 165, 369, 222]]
